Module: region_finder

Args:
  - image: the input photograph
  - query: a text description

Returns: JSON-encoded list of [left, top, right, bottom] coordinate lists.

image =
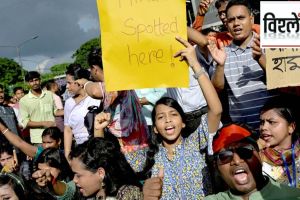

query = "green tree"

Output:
[[40, 63, 70, 83], [50, 63, 69, 76], [0, 57, 25, 88], [72, 38, 100, 68]]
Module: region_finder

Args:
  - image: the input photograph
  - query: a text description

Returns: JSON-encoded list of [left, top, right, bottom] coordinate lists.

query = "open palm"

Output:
[[207, 41, 226, 66]]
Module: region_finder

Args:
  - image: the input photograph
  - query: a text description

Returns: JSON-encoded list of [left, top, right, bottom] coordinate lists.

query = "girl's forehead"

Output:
[[156, 104, 176, 111]]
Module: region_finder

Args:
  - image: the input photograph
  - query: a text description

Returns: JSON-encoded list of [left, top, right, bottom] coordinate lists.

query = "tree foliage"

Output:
[[72, 38, 100, 68], [40, 63, 70, 83], [0, 57, 25, 87], [50, 63, 69, 76]]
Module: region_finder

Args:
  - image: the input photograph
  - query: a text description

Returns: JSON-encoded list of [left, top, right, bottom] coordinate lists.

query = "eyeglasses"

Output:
[[215, 145, 255, 165]]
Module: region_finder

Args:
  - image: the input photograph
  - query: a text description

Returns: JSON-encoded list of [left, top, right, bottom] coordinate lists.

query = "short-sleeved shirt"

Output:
[[64, 96, 100, 144], [216, 33, 276, 129], [126, 114, 213, 199], [19, 90, 56, 143]]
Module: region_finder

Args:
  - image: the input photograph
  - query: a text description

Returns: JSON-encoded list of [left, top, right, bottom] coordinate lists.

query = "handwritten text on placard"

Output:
[[97, 0, 188, 91]]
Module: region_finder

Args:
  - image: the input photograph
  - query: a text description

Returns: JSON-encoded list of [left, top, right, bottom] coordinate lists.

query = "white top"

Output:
[[64, 96, 100, 144]]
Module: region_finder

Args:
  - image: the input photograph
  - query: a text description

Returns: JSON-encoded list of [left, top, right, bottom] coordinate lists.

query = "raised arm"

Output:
[[187, 27, 208, 48], [192, 0, 214, 31], [252, 34, 266, 70], [94, 112, 111, 138], [208, 40, 227, 92], [0, 119, 37, 158], [75, 78, 104, 99], [174, 36, 222, 133]]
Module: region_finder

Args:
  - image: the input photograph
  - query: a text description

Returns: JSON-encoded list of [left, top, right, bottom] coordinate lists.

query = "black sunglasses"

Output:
[[215, 145, 256, 165]]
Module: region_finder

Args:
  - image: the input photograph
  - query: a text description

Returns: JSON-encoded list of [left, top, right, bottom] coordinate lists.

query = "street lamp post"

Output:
[[0, 35, 39, 83]]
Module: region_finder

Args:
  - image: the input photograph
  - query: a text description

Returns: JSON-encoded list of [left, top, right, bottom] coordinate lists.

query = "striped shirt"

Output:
[[220, 33, 276, 129]]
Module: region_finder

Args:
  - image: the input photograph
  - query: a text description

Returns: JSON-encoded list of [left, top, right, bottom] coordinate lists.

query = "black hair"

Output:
[[25, 71, 40, 82], [87, 48, 103, 69], [260, 95, 299, 143], [34, 148, 73, 182], [0, 84, 4, 90], [0, 173, 27, 199], [137, 97, 186, 180], [44, 79, 56, 90], [225, 0, 251, 15], [41, 127, 62, 143], [13, 86, 24, 94], [215, 0, 228, 9], [69, 137, 141, 197], [30, 148, 72, 200], [66, 63, 90, 80], [0, 143, 14, 157]]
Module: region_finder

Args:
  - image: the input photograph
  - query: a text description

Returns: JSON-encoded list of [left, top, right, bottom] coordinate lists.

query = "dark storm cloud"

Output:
[[0, 0, 100, 60]]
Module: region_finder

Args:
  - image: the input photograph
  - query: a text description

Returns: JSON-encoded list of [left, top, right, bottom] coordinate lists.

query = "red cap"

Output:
[[213, 124, 252, 153]]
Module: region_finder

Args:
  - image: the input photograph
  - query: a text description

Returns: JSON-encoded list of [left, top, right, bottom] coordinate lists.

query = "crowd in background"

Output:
[[0, 0, 300, 199]]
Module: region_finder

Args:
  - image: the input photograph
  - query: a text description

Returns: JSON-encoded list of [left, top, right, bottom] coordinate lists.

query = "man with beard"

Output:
[[0, 84, 19, 136], [204, 123, 300, 199], [19, 71, 63, 145]]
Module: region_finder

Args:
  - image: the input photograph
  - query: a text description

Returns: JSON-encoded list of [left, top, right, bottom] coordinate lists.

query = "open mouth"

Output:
[[233, 28, 242, 35], [233, 168, 248, 184], [165, 126, 175, 135]]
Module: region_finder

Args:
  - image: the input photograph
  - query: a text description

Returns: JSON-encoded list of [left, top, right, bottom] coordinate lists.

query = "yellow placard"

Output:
[[266, 48, 300, 89], [97, 0, 188, 91]]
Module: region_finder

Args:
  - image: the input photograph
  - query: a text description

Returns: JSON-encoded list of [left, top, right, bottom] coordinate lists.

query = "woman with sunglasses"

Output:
[[259, 95, 300, 188], [97, 36, 222, 199]]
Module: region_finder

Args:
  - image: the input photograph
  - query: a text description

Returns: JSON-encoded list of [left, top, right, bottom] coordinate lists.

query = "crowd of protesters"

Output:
[[0, 0, 300, 199]]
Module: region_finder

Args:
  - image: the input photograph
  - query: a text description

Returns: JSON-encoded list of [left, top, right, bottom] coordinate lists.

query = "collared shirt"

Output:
[[167, 67, 207, 113], [126, 114, 214, 199], [19, 90, 56, 143], [135, 88, 166, 125], [216, 32, 276, 129], [204, 177, 300, 200]]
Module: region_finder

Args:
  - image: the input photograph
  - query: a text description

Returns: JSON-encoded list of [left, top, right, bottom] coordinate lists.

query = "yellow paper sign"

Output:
[[97, 0, 188, 91], [266, 48, 300, 89]]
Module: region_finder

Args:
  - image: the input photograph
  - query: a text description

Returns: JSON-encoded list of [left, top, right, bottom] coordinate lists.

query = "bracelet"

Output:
[[1, 128, 9, 135], [193, 68, 205, 80], [83, 81, 92, 91]]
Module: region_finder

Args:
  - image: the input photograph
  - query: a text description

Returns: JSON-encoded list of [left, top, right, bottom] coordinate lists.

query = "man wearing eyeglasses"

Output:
[[205, 123, 300, 200]]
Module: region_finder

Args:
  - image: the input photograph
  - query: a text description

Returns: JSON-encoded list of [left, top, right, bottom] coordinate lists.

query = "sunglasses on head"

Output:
[[215, 144, 256, 165]]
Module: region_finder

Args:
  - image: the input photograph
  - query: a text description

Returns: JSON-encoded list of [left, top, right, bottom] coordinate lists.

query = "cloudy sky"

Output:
[[0, 0, 100, 72]]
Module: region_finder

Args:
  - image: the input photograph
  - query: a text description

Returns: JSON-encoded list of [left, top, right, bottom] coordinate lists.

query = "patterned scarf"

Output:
[[261, 140, 300, 166], [102, 83, 149, 153]]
